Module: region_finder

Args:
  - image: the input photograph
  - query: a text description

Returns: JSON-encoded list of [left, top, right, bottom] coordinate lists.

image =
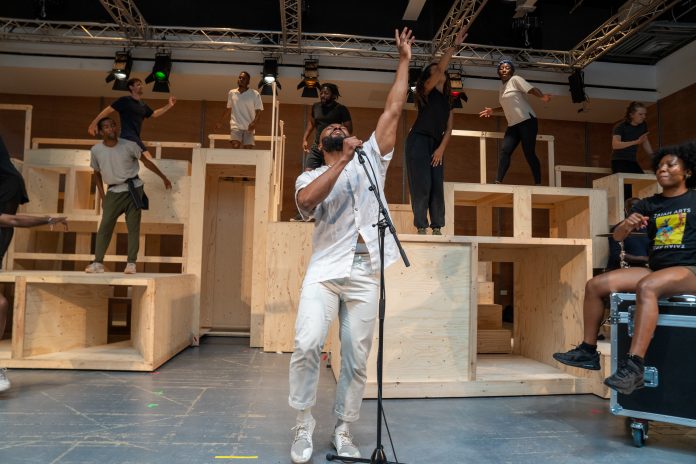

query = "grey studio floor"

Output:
[[1, 337, 694, 464]]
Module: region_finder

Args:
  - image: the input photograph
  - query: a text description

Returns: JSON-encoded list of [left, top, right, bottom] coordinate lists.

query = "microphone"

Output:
[[355, 147, 367, 163]]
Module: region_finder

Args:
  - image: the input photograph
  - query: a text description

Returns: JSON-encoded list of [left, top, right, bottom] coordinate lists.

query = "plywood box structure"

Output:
[[260, 183, 610, 398], [443, 182, 609, 268], [0, 271, 195, 371], [592, 173, 660, 225], [10, 149, 191, 273]]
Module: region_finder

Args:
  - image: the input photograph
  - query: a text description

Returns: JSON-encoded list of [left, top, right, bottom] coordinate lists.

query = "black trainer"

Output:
[[552, 345, 601, 370], [604, 357, 644, 395]]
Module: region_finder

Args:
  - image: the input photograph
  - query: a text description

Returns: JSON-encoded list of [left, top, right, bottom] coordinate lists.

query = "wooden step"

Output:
[[477, 281, 494, 304], [477, 329, 512, 354], [477, 304, 502, 329]]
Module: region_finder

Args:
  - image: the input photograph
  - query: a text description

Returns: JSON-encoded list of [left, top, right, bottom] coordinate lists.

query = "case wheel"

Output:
[[629, 418, 649, 447]]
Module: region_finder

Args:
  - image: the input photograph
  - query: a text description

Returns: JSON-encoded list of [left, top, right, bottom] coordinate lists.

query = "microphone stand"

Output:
[[327, 149, 409, 464]]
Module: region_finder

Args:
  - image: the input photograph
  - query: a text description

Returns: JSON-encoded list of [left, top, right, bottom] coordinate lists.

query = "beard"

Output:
[[321, 133, 345, 153]]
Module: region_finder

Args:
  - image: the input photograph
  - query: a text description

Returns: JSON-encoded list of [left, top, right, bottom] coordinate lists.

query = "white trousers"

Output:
[[288, 254, 378, 422]]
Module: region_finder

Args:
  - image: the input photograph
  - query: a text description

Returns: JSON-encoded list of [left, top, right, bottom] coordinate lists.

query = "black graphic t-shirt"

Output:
[[612, 121, 648, 162], [631, 189, 696, 270], [110, 96, 154, 141]]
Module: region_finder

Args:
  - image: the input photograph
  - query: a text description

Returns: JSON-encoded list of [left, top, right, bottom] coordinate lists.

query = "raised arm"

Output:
[[88, 106, 115, 136], [152, 96, 176, 118], [0, 213, 67, 229], [374, 27, 415, 156], [528, 87, 551, 103], [424, 27, 467, 94], [140, 156, 173, 190]]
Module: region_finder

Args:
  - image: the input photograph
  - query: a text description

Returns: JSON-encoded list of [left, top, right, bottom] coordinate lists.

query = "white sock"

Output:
[[335, 419, 350, 434], [297, 408, 313, 423]]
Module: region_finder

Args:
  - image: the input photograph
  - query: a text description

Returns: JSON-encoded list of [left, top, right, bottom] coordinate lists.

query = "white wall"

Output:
[[656, 39, 696, 98]]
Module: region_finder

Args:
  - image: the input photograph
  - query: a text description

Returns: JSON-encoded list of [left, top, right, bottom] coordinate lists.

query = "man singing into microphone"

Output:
[[287, 28, 414, 463]]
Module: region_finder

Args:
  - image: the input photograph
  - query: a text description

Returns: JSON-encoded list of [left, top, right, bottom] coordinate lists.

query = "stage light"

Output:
[[105, 51, 132, 91], [447, 69, 468, 107], [145, 52, 172, 93], [568, 70, 587, 103], [297, 59, 320, 98], [258, 58, 281, 94], [407, 66, 421, 104]]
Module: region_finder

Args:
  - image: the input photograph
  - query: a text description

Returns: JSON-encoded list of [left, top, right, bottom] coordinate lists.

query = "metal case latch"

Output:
[[644, 366, 659, 388]]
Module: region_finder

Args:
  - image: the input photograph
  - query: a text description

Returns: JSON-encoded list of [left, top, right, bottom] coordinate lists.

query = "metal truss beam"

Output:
[[0, 17, 574, 72], [98, 0, 149, 41], [280, 0, 302, 53], [432, 0, 488, 56], [570, 0, 681, 68]]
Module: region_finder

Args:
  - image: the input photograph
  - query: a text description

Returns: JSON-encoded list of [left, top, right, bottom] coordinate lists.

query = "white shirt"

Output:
[[295, 132, 399, 287], [227, 88, 264, 131], [499, 75, 535, 126]]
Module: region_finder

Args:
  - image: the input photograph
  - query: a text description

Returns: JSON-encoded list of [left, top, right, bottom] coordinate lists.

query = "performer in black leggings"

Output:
[[611, 101, 654, 199], [479, 60, 551, 185]]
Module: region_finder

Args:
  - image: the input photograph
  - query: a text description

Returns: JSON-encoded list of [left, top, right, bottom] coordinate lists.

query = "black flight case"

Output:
[[609, 292, 696, 447]]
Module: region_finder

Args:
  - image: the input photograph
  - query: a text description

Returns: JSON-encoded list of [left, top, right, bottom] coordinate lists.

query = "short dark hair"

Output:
[[127, 77, 142, 89], [651, 140, 696, 188], [97, 117, 115, 131], [320, 83, 340, 97]]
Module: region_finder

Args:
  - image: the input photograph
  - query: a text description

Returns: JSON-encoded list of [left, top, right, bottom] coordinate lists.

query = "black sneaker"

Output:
[[604, 357, 644, 395], [552, 345, 601, 370]]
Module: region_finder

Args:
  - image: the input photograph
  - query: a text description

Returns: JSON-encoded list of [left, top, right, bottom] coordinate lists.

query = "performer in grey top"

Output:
[[85, 117, 171, 274]]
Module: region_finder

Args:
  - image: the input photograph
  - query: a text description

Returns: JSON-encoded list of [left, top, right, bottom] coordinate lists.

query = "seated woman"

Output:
[[553, 140, 696, 395]]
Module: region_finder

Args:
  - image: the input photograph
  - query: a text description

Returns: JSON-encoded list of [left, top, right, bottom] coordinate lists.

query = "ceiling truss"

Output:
[[0, 0, 686, 73], [98, 0, 149, 42], [570, 0, 682, 68], [280, 0, 302, 54]]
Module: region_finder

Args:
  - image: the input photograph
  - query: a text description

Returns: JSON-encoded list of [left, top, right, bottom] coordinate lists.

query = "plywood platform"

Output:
[[363, 355, 596, 398], [0, 271, 196, 371]]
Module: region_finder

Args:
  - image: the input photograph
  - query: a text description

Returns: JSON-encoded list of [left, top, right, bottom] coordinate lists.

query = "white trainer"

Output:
[[85, 262, 105, 273], [290, 417, 316, 464], [332, 429, 361, 458], [123, 263, 137, 274], [0, 368, 10, 393]]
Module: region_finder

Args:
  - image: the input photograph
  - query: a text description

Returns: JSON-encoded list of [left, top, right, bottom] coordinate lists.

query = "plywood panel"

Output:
[[477, 329, 512, 353], [362, 242, 473, 384], [263, 222, 314, 352], [22, 283, 109, 357]]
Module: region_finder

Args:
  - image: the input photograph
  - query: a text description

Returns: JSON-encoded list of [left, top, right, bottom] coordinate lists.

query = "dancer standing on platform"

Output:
[[405, 27, 466, 235], [0, 213, 68, 392], [88, 78, 176, 159], [215, 71, 264, 149], [553, 140, 696, 395], [479, 60, 551, 185], [288, 27, 414, 464], [85, 117, 172, 275], [611, 101, 653, 175], [302, 83, 352, 171]]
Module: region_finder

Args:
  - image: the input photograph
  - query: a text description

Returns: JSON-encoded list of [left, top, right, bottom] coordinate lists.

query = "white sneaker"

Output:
[[85, 262, 105, 273], [290, 417, 315, 464], [0, 368, 10, 393], [332, 428, 361, 458], [123, 263, 137, 274]]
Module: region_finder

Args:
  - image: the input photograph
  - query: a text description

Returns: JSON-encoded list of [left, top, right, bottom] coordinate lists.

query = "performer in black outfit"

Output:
[[301, 83, 352, 171], [611, 101, 653, 174], [554, 140, 696, 395], [88, 78, 176, 159], [405, 27, 466, 235], [0, 135, 29, 267]]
